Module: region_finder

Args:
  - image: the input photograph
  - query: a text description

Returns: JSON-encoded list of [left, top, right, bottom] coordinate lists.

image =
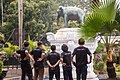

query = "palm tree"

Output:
[[81, 0, 120, 78]]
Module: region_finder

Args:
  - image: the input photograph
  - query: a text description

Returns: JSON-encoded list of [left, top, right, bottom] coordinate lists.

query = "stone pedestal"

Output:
[[46, 28, 99, 80]]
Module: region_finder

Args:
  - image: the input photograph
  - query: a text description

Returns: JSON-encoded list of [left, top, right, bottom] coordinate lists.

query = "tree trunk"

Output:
[[106, 51, 116, 78], [104, 36, 116, 78], [106, 61, 116, 79]]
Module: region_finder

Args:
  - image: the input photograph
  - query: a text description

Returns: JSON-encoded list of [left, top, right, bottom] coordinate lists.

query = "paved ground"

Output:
[[4, 75, 120, 80], [3, 65, 120, 80], [4, 64, 99, 80], [4, 69, 99, 80], [4, 77, 99, 80]]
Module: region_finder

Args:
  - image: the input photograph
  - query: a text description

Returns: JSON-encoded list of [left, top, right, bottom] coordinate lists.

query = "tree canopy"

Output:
[[0, 0, 120, 45]]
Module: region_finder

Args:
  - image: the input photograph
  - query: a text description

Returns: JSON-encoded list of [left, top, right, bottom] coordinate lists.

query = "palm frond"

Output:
[[92, 0, 118, 21], [81, 13, 104, 37], [81, 0, 119, 38]]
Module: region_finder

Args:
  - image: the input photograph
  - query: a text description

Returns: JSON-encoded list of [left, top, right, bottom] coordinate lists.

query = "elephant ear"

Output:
[[59, 6, 63, 12]]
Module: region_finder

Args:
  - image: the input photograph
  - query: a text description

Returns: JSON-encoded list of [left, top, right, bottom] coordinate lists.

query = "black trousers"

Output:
[[63, 68, 73, 80], [21, 63, 33, 80], [76, 65, 87, 80], [49, 68, 60, 80]]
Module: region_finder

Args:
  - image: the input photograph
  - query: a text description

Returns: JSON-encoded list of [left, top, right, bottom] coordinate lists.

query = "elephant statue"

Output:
[[57, 6, 85, 28]]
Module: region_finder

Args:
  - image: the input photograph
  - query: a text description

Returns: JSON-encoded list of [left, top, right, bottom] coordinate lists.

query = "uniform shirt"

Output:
[[47, 52, 60, 68], [16, 47, 30, 64], [61, 51, 72, 68], [30, 47, 45, 68], [72, 46, 91, 66]]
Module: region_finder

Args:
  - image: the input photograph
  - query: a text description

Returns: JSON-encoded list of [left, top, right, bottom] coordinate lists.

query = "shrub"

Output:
[[0, 60, 3, 74], [98, 61, 105, 71], [102, 52, 107, 62], [94, 61, 105, 72], [112, 53, 117, 63], [116, 65, 120, 72]]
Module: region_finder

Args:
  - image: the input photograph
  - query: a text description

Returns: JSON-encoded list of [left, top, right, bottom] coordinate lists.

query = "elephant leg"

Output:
[[81, 15, 85, 24], [77, 18, 80, 24], [78, 14, 85, 24], [64, 14, 68, 28]]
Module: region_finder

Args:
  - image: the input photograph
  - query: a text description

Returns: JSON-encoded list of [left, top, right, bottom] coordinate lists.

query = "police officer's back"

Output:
[[72, 38, 92, 80], [46, 45, 60, 80], [61, 44, 73, 80], [15, 42, 34, 80], [30, 42, 45, 80]]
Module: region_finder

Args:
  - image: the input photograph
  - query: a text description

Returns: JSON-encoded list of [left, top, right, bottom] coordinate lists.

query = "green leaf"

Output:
[[81, 13, 104, 37], [5, 42, 12, 47], [81, 0, 119, 38], [93, 0, 118, 21], [0, 60, 3, 74], [4, 48, 13, 55], [0, 33, 4, 40]]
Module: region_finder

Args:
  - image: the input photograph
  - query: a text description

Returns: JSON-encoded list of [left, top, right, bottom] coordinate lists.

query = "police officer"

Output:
[[46, 45, 60, 80], [72, 38, 92, 80], [15, 42, 34, 80], [61, 44, 73, 80], [30, 41, 45, 80]]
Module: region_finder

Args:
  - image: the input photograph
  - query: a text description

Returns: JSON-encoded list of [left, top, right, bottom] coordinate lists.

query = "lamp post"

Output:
[[18, 0, 23, 49]]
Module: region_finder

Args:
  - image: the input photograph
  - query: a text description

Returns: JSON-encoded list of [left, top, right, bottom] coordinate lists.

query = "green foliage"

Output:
[[112, 53, 117, 63], [0, 33, 4, 40], [28, 35, 37, 51], [0, 0, 92, 44], [27, 35, 49, 51], [115, 10, 120, 32], [23, 0, 56, 41], [102, 52, 107, 62], [116, 10, 120, 24], [96, 43, 104, 52], [81, 13, 104, 37], [81, 0, 119, 39], [94, 61, 106, 72], [3, 42, 19, 55], [116, 65, 120, 72], [0, 0, 91, 44], [81, 0, 120, 67], [0, 0, 58, 43], [42, 44, 49, 52], [92, 0, 117, 21], [0, 0, 18, 42], [0, 60, 3, 74]]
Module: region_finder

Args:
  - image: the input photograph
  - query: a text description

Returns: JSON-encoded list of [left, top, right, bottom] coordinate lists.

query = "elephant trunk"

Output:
[[57, 15, 60, 26]]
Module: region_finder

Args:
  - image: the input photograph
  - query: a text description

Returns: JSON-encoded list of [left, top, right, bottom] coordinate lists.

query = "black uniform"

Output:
[[47, 52, 60, 80], [16, 48, 33, 80], [72, 46, 91, 80], [61, 51, 73, 80], [30, 47, 45, 80]]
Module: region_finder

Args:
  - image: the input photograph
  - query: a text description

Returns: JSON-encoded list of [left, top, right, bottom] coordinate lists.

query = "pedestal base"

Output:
[[87, 72, 99, 80]]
